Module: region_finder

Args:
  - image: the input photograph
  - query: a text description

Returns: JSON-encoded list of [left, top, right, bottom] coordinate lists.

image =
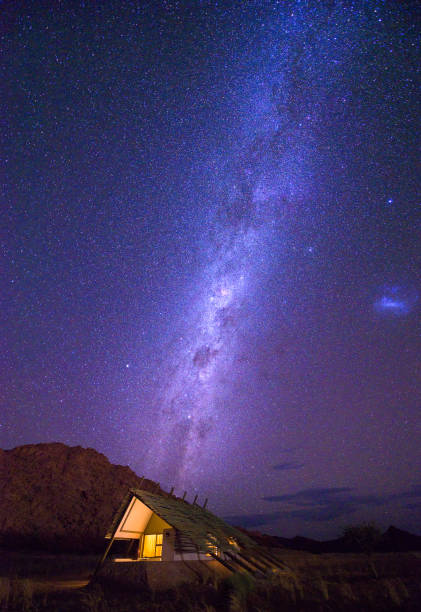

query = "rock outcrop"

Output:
[[0, 443, 162, 552]]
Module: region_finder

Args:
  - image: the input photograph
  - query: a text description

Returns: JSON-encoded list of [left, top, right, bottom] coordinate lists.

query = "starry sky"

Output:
[[2, 0, 421, 539]]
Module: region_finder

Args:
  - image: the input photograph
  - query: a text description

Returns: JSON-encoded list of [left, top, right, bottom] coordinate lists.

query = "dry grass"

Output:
[[0, 577, 36, 611], [0, 576, 11, 609], [0, 549, 420, 610], [20, 578, 35, 611]]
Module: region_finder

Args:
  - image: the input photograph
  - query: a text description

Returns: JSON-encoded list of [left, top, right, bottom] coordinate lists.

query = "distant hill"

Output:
[[244, 526, 421, 554], [0, 443, 162, 552]]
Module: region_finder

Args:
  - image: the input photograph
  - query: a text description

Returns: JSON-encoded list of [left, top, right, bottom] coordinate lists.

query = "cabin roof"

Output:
[[106, 488, 257, 553]]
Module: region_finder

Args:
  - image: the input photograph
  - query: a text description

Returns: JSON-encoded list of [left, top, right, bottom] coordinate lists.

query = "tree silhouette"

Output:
[[342, 522, 382, 578]]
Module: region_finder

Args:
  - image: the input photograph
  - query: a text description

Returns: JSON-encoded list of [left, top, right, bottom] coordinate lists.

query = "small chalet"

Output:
[[97, 488, 287, 583]]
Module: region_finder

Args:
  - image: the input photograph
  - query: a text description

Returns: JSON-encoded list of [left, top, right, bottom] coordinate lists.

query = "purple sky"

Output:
[[2, 0, 421, 539]]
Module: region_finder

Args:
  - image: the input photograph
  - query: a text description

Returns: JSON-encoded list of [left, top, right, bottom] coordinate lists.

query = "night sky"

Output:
[[2, 1, 421, 539]]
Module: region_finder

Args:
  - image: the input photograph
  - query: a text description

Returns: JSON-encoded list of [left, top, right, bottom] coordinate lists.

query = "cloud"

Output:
[[224, 512, 281, 529], [276, 447, 299, 455], [389, 485, 421, 501], [226, 486, 421, 529], [262, 487, 387, 522], [272, 462, 304, 471], [263, 487, 353, 503], [374, 285, 418, 317], [286, 503, 357, 522], [405, 502, 421, 510], [385, 485, 421, 512]]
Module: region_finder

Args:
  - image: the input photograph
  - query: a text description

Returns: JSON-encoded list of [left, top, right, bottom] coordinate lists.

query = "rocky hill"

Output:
[[0, 443, 163, 552]]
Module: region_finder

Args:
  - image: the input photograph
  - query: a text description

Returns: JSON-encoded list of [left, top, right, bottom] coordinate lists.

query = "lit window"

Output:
[[206, 535, 220, 557], [142, 534, 163, 558]]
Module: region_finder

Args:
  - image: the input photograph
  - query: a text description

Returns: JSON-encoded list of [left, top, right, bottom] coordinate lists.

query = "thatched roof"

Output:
[[106, 488, 257, 554]]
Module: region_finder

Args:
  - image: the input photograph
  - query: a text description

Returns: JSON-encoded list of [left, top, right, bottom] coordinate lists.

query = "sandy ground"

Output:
[[18, 576, 90, 593]]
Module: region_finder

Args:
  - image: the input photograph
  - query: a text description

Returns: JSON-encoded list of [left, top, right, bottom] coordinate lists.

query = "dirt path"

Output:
[[33, 577, 91, 592]]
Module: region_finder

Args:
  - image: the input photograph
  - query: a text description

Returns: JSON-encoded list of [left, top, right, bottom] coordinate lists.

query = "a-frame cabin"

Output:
[[97, 488, 289, 580]]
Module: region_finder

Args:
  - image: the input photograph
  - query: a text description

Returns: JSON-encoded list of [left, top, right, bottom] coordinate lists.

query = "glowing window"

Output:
[[206, 535, 220, 557], [142, 534, 163, 558]]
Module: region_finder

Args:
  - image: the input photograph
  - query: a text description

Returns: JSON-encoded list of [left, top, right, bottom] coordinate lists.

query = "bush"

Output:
[[342, 523, 382, 555]]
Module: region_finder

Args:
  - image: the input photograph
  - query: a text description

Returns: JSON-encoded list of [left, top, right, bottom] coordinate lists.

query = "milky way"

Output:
[[144, 3, 378, 489]]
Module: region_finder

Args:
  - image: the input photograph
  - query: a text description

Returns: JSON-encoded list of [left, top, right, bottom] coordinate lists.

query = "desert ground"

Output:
[[1, 547, 420, 611]]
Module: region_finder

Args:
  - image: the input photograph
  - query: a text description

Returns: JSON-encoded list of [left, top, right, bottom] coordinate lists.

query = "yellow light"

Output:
[[142, 534, 163, 558]]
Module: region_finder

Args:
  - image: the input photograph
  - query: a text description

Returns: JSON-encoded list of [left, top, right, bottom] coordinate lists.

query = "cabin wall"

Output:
[[162, 528, 175, 561], [114, 498, 152, 539], [144, 513, 171, 534]]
